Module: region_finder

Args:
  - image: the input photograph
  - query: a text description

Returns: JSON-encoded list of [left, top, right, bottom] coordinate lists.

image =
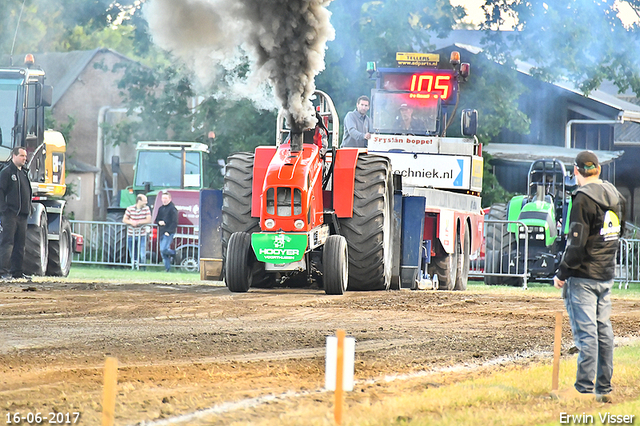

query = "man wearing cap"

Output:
[[395, 104, 424, 133], [341, 96, 372, 148], [553, 150, 626, 403]]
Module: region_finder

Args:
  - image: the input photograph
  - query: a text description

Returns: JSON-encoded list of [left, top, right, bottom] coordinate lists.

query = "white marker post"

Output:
[[326, 330, 355, 425]]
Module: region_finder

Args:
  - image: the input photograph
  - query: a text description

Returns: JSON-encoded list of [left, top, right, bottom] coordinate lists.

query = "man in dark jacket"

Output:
[[553, 150, 625, 403], [155, 191, 178, 272], [0, 147, 32, 280]]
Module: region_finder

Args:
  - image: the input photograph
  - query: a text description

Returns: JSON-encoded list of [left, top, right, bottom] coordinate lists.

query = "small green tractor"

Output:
[[484, 159, 576, 286]]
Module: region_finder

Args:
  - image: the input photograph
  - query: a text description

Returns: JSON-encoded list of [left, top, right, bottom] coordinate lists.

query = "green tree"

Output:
[[480, 0, 640, 96], [1, 0, 144, 59], [318, 0, 466, 115], [104, 61, 276, 189]]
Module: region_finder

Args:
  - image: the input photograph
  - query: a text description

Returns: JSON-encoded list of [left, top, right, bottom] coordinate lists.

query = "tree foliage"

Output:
[[104, 61, 276, 188], [5, 0, 638, 196], [318, 0, 466, 115], [480, 0, 640, 97]]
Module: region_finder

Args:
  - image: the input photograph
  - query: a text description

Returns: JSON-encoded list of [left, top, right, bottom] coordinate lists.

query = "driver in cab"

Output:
[[395, 103, 424, 134]]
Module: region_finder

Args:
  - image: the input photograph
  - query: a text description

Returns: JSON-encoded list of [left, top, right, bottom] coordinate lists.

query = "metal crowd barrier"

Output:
[[470, 221, 635, 290], [616, 238, 640, 289], [469, 220, 530, 289], [70, 220, 200, 271]]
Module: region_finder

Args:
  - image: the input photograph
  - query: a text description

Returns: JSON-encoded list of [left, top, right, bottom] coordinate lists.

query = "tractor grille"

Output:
[[266, 187, 302, 216]]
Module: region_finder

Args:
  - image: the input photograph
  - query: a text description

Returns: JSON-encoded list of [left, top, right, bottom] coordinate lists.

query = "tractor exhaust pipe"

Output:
[[290, 123, 303, 153]]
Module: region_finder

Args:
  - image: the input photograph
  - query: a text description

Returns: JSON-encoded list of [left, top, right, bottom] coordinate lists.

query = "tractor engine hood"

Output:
[[260, 143, 323, 231]]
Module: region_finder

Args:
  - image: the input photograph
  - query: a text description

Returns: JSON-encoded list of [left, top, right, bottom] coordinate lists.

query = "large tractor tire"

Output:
[[225, 232, 254, 293], [339, 154, 394, 291], [24, 210, 49, 276], [454, 222, 471, 290], [323, 235, 349, 295], [103, 211, 128, 264], [221, 152, 269, 287], [46, 217, 72, 277], [430, 233, 459, 290]]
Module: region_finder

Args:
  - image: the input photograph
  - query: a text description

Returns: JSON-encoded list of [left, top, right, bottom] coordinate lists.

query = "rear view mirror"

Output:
[[40, 85, 53, 107], [461, 109, 478, 137]]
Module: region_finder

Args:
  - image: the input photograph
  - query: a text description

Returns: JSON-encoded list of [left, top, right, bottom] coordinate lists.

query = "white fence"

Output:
[[70, 220, 199, 271]]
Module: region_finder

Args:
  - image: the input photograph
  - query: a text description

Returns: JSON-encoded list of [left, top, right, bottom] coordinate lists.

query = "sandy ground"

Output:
[[1, 280, 639, 425]]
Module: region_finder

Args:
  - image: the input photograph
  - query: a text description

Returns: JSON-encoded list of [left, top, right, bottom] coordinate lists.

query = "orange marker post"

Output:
[[552, 311, 562, 391], [102, 357, 118, 426], [334, 329, 345, 425]]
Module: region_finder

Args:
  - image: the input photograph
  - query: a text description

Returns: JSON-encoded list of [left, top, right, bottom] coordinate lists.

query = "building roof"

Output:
[[66, 156, 100, 173], [431, 32, 640, 146], [1, 48, 134, 107], [483, 143, 623, 165]]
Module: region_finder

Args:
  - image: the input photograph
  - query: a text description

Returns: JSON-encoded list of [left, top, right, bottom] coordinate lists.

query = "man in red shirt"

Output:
[[123, 194, 152, 268]]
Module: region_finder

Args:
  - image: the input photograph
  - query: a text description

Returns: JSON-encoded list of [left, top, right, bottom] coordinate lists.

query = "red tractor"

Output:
[[221, 91, 394, 294]]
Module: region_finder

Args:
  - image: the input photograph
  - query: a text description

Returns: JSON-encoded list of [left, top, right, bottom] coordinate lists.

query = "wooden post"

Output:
[[552, 311, 562, 391], [334, 329, 345, 425], [102, 357, 118, 426]]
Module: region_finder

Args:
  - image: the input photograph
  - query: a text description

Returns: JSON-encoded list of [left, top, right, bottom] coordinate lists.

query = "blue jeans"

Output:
[[564, 276, 614, 395], [127, 235, 147, 267], [160, 233, 176, 271]]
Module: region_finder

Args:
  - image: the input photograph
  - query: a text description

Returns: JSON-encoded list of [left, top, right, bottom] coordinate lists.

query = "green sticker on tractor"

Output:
[[251, 233, 308, 263]]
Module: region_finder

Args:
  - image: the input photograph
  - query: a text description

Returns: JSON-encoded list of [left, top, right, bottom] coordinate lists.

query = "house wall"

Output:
[[65, 171, 95, 221], [51, 51, 133, 220]]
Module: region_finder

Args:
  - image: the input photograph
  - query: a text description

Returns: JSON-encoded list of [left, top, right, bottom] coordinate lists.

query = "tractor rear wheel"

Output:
[[339, 154, 393, 291], [46, 217, 72, 277], [226, 232, 254, 293], [103, 211, 128, 264], [323, 235, 348, 295], [221, 152, 269, 286], [24, 210, 49, 276]]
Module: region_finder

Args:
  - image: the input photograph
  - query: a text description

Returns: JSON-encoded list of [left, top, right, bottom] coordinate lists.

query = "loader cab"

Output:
[[119, 141, 210, 209], [368, 52, 469, 137], [370, 90, 441, 136], [0, 57, 54, 189], [0, 68, 49, 159]]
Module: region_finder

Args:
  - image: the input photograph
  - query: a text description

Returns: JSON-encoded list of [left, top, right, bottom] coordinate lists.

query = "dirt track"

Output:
[[1, 281, 639, 425]]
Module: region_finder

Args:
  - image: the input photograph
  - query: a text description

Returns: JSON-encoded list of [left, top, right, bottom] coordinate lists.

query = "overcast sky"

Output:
[[450, 0, 637, 29]]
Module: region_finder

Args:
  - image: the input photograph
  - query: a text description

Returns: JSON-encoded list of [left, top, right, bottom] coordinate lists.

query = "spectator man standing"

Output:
[[0, 147, 32, 281], [553, 150, 626, 403], [123, 194, 152, 269], [155, 191, 178, 272], [341, 96, 372, 148]]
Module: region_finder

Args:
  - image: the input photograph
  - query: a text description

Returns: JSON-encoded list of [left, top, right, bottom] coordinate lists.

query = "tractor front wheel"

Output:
[[323, 235, 348, 295], [24, 210, 49, 276], [225, 232, 253, 293], [47, 217, 72, 277], [430, 236, 458, 290], [454, 222, 471, 291]]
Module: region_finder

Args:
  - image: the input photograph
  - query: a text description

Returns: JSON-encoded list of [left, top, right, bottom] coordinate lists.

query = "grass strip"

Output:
[[240, 341, 640, 426]]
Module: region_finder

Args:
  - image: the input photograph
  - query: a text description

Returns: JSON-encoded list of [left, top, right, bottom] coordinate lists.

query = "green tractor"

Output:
[[484, 159, 576, 286], [103, 141, 211, 265]]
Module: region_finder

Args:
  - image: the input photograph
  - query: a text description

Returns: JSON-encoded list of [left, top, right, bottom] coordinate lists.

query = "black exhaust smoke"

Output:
[[143, 0, 334, 143]]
